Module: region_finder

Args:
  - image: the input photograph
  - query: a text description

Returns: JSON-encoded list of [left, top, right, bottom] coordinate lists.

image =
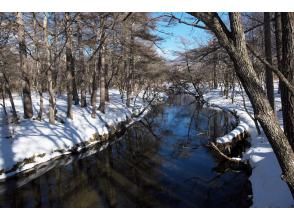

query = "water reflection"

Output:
[[0, 94, 252, 207]]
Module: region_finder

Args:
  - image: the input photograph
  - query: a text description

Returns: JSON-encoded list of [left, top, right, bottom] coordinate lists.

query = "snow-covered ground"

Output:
[[0, 89, 161, 179], [204, 81, 294, 207], [1, 81, 293, 207]]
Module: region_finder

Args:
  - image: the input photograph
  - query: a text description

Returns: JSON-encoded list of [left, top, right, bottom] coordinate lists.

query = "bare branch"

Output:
[[247, 43, 294, 95]]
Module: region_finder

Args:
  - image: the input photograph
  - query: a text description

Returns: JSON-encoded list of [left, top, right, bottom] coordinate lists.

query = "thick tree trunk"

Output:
[[189, 12, 294, 197], [264, 12, 275, 111], [281, 12, 294, 149], [17, 12, 33, 119]]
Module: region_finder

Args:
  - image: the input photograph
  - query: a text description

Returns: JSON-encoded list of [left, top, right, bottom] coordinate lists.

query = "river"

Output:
[[0, 94, 252, 207]]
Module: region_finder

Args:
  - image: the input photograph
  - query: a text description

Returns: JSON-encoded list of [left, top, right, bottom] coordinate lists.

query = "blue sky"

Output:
[[150, 12, 212, 61]]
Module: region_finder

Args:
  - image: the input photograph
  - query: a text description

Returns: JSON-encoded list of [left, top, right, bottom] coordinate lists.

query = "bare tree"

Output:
[[17, 12, 33, 118], [188, 12, 294, 196]]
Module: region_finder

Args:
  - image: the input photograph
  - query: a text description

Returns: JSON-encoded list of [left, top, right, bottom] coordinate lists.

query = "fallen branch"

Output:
[[132, 94, 156, 118], [209, 142, 242, 163]]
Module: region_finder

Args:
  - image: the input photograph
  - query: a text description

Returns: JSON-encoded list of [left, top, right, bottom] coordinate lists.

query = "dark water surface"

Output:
[[0, 95, 252, 207]]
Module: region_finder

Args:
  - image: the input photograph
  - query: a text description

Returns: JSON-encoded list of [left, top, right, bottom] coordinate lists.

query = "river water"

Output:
[[0, 94, 252, 207]]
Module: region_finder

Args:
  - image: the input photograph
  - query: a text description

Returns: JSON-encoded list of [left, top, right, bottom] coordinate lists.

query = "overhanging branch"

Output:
[[247, 43, 294, 95]]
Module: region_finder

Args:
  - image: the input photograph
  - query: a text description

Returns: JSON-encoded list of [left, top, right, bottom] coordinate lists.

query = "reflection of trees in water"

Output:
[[167, 97, 234, 160], [0, 94, 249, 208]]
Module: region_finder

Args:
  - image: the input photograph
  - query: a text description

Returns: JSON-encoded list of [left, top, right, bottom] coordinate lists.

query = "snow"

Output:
[[0, 89, 156, 179], [204, 81, 294, 207], [0, 81, 293, 207]]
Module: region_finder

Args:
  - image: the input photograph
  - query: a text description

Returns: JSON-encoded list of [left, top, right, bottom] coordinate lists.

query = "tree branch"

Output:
[[209, 142, 242, 163], [247, 43, 294, 95]]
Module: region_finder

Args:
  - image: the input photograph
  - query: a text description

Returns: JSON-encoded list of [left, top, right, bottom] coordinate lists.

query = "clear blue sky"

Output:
[[150, 12, 212, 61]]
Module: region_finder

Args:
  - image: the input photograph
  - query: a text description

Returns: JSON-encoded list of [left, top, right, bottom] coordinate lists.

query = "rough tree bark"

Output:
[[188, 12, 294, 197], [17, 12, 33, 119], [281, 12, 294, 150], [264, 12, 275, 111]]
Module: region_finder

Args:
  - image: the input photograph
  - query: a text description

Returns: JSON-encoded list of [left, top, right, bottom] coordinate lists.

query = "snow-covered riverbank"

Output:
[[0, 89, 162, 179], [204, 82, 294, 207]]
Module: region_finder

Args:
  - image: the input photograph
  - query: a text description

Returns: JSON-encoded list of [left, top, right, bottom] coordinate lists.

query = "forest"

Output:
[[0, 12, 294, 208]]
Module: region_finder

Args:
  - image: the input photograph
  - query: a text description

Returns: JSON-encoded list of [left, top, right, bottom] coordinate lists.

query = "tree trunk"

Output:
[[275, 12, 283, 94], [105, 81, 110, 102], [37, 90, 44, 120], [52, 13, 58, 90], [17, 12, 33, 119], [77, 14, 87, 107], [91, 57, 98, 107], [65, 13, 73, 119], [3, 72, 17, 119], [91, 53, 101, 118], [98, 49, 106, 114], [264, 12, 275, 111], [281, 12, 294, 149], [126, 23, 134, 107], [33, 14, 43, 121], [66, 13, 79, 106], [1, 85, 7, 116], [189, 12, 294, 197], [71, 52, 79, 106], [44, 13, 56, 124]]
